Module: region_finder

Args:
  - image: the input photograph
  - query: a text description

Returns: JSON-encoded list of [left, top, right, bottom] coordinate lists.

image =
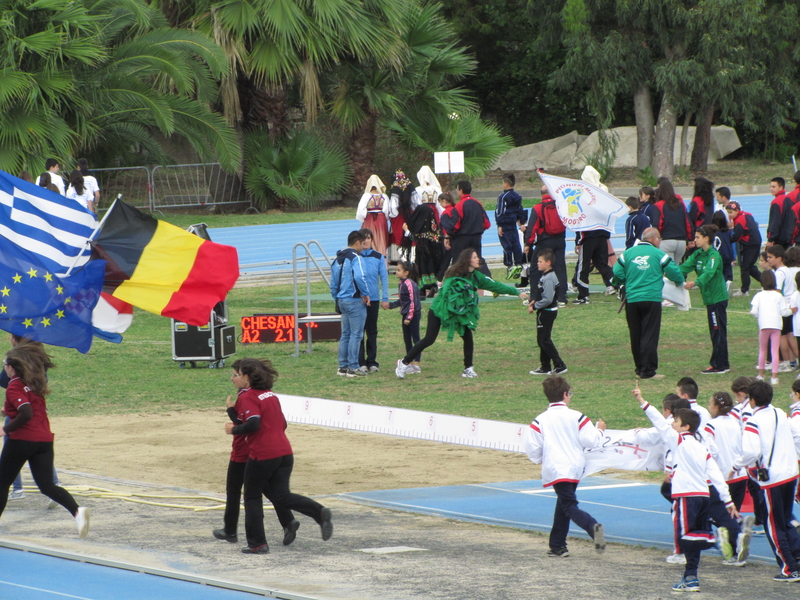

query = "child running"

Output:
[[703, 391, 753, 566], [395, 248, 527, 379], [750, 270, 791, 384], [524, 376, 607, 557], [528, 249, 567, 376], [388, 261, 423, 374], [0, 345, 89, 538], [633, 381, 738, 592]]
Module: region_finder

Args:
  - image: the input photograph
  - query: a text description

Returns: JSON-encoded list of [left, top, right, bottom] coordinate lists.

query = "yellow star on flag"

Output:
[[12, 274, 22, 283], [40, 318, 51, 327], [27, 268, 37, 278], [0, 305, 6, 313], [44, 273, 53, 282], [22, 318, 33, 328], [56, 309, 65, 318], [56, 285, 64, 295], [0, 287, 9, 296], [64, 297, 72, 304]]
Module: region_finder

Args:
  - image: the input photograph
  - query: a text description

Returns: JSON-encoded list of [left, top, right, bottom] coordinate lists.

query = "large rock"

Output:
[[494, 125, 742, 171]]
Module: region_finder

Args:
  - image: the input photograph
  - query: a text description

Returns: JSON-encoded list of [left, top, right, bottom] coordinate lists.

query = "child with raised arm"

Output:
[[524, 376, 607, 557], [633, 381, 739, 592]]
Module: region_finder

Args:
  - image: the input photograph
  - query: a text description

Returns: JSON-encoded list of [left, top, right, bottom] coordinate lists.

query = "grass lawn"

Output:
[[41, 267, 772, 433]]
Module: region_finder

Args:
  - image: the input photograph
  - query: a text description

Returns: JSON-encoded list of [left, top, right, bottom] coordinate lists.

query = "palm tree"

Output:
[[0, 0, 240, 174], [326, 2, 482, 200]]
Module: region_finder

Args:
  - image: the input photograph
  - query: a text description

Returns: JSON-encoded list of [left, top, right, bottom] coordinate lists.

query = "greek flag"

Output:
[[0, 170, 96, 274]]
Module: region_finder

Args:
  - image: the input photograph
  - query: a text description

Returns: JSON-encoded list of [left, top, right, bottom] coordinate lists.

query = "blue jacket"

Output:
[[330, 248, 371, 300], [359, 248, 390, 302], [641, 202, 658, 227], [625, 210, 651, 248], [495, 189, 525, 228]]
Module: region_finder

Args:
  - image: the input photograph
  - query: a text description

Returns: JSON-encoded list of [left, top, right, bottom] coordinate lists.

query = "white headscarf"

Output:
[[580, 165, 608, 192], [364, 174, 386, 195], [416, 166, 441, 203]]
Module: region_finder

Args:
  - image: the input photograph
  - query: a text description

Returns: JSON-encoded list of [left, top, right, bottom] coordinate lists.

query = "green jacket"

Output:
[[679, 246, 727, 305], [612, 241, 685, 303], [431, 270, 520, 340]]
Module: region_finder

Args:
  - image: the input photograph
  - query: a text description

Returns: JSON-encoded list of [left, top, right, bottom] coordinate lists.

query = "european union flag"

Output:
[[0, 239, 105, 353]]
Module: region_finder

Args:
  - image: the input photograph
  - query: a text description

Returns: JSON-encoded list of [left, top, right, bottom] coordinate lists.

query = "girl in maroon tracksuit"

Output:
[[0, 345, 89, 538]]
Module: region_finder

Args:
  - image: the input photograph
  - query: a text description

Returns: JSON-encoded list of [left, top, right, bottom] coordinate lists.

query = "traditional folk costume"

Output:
[[387, 169, 420, 263], [356, 174, 390, 256]]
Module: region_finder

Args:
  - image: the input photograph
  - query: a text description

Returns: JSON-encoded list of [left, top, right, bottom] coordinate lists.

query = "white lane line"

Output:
[[0, 580, 96, 600], [470, 482, 648, 494]]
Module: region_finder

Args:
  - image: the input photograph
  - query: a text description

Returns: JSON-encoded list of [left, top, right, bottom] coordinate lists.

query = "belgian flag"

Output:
[[92, 201, 239, 326]]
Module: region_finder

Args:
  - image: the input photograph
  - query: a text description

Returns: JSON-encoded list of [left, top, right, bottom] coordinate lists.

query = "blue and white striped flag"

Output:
[[0, 170, 96, 274]]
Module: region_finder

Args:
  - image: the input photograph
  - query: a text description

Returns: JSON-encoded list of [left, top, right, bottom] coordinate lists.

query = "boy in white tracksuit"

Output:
[[634, 383, 738, 592], [524, 376, 607, 557], [732, 379, 800, 582]]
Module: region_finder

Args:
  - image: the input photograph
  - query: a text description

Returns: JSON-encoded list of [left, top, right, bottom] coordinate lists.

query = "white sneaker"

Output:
[[358, 365, 369, 373], [462, 366, 478, 378], [395, 359, 407, 379], [666, 553, 686, 564], [46, 498, 58, 509], [732, 290, 749, 297], [771, 377, 779, 385], [662, 300, 674, 307], [9, 489, 25, 500], [604, 286, 616, 295], [75, 507, 90, 539], [778, 361, 793, 373]]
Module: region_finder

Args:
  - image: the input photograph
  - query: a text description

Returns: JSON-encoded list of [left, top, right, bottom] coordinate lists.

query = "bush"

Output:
[[244, 129, 351, 210]]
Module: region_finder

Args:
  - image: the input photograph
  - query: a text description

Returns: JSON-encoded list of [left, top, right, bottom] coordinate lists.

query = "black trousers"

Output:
[[0, 439, 78, 517], [738, 244, 761, 293], [537, 309, 565, 371], [760, 480, 800, 576], [577, 237, 614, 299], [402, 313, 422, 362], [358, 300, 381, 368], [529, 238, 567, 303], [625, 301, 662, 378], [243, 454, 324, 548], [707, 485, 741, 542], [498, 227, 523, 267], [403, 310, 473, 369], [706, 301, 729, 370], [451, 233, 491, 276], [223, 459, 295, 536], [549, 481, 597, 550]]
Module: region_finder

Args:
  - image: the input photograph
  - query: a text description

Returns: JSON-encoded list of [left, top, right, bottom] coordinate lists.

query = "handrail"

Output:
[[292, 241, 335, 357]]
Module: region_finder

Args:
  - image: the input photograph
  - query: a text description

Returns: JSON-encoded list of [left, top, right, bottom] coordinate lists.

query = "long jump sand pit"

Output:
[[0, 410, 789, 600]]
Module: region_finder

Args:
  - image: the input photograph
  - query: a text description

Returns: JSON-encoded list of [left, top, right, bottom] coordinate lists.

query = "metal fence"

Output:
[[151, 164, 250, 211], [90, 164, 252, 213], [93, 166, 153, 211]]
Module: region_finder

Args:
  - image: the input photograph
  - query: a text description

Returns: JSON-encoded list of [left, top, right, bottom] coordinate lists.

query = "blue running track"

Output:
[[207, 195, 774, 273], [340, 476, 776, 564]]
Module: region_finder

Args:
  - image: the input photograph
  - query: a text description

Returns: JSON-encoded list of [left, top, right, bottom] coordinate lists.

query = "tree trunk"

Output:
[[238, 79, 291, 140], [633, 84, 654, 170], [345, 110, 379, 205], [690, 105, 714, 172], [679, 111, 693, 167], [652, 91, 679, 179]]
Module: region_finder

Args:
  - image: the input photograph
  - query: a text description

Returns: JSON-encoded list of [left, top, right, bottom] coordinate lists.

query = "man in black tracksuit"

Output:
[[727, 201, 762, 295], [575, 229, 614, 303]]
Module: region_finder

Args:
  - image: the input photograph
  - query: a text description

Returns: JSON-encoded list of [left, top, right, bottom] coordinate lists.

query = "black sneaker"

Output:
[[547, 547, 569, 557], [572, 298, 589, 305], [241, 544, 269, 554], [593, 523, 606, 553], [346, 369, 367, 378], [773, 571, 800, 582], [320, 507, 333, 541], [700, 367, 730, 374], [213, 529, 237, 543], [551, 366, 568, 375], [337, 367, 348, 376], [283, 519, 300, 546], [529, 367, 550, 375]]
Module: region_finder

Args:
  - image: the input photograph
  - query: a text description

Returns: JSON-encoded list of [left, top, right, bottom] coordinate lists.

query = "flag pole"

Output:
[[65, 195, 121, 276]]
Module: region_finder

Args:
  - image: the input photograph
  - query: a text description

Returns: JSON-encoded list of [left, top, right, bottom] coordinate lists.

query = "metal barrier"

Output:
[[151, 163, 251, 211], [92, 166, 153, 211], [292, 241, 338, 357]]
